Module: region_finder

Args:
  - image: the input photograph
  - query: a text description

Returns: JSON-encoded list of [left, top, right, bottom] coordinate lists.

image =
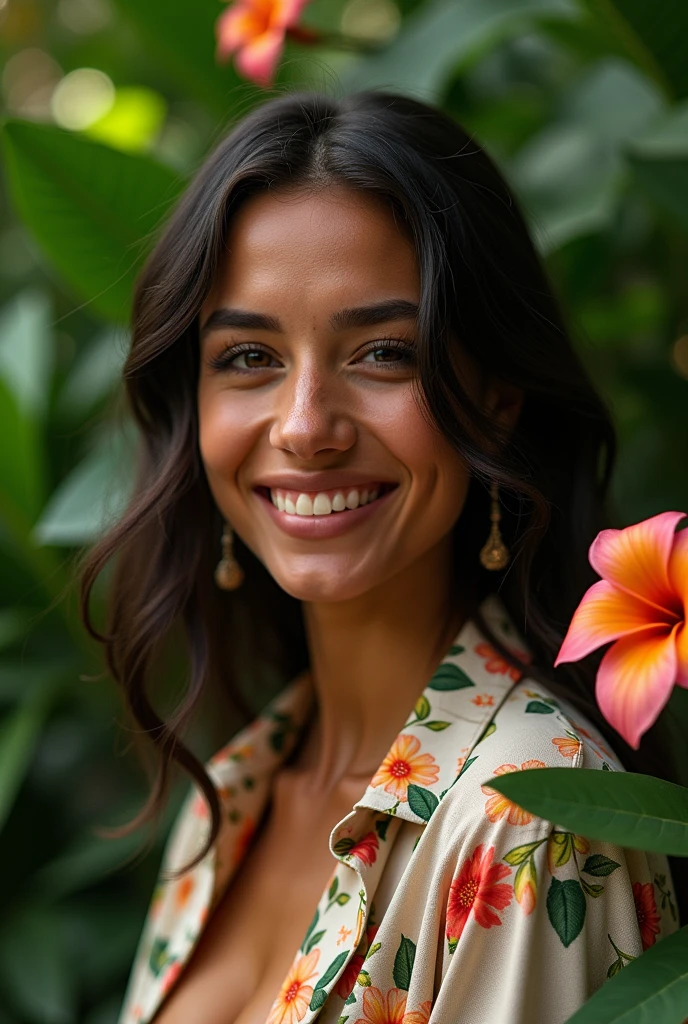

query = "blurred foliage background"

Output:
[[1, 0, 688, 1020]]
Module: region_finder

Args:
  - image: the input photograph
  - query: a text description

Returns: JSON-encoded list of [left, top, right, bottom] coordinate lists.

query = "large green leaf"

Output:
[[0, 669, 63, 832], [344, 0, 576, 99], [0, 904, 76, 1023], [0, 375, 44, 525], [486, 768, 688, 855], [0, 289, 53, 417], [113, 0, 246, 112], [584, 0, 688, 100], [625, 101, 688, 232], [564, 925, 688, 1024], [1, 120, 184, 324], [34, 427, 135, 547]]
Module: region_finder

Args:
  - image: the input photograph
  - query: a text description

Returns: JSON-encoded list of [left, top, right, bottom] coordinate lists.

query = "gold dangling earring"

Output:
[[214, 522, 244, 590], [479, 481, 510, 571]]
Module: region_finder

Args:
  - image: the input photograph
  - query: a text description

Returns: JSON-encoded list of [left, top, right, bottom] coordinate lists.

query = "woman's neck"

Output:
[[296, 536, 467, 793]]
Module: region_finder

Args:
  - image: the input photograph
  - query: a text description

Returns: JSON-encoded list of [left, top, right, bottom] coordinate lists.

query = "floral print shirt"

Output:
[[118, 596, 678, 1024]]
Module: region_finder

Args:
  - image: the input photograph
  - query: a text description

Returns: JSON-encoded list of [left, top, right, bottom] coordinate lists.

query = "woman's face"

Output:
[[198, 186, 472, 603]]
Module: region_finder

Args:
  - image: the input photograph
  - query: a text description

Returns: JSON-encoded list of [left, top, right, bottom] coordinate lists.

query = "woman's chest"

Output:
[[149, 795, 352, 1024]]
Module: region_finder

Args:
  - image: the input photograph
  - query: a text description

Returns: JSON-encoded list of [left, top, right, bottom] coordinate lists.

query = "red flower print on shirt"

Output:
[[336, 952, 364, 997], [354, 987, 407, 1024], [371, 734, 440, 802], [474, 642, 529, 681], [446, 843, 513, 949], [160, 960, 182, 997], [481, 761, 546, 825], [348, 831, 379, 867], [267, 949, 320, 1024], [633, 882, 661, 950]]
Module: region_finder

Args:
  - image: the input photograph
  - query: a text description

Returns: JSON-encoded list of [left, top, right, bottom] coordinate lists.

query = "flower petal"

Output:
[[271, 0, 311, 27], [235, 29, 285, 87], [589, 511, 685, 614], [669, 524, 688, 611], [676, 624, 688, 688], [216, 5, 264, 57], [596, 625, 679, 749], [555, 579, 666, 665]]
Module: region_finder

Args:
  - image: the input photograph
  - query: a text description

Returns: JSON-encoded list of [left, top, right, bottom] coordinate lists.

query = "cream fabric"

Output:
[[118, 596, 678, 1024]]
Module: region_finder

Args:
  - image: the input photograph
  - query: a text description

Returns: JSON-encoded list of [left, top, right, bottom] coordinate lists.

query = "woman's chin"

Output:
[[267, 560, 376, 604]]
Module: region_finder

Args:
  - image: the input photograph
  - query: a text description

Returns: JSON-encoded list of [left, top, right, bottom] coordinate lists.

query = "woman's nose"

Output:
[[268, 367, 357, 460]]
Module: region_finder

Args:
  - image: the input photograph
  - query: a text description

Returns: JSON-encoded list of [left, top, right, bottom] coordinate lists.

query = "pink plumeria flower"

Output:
[[215, 0, 312, 88], [555, 511, 688, 748]]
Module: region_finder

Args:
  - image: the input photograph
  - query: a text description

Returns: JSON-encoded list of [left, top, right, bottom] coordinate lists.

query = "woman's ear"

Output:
[[483, 379, 523, 437]]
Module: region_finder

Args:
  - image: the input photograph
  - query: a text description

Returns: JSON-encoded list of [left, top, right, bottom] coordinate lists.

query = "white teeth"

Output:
[[295, 494, 313, 516], [312, 493, 332, 515], [269, 486, 385, 515]]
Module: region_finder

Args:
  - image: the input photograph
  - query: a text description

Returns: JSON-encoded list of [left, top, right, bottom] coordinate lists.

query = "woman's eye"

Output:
[[232, 349, 275, 369], [359, 342, 415, 366]]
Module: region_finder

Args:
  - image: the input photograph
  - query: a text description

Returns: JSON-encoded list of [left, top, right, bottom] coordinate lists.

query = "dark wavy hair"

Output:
[[82, 89, 674, 880]]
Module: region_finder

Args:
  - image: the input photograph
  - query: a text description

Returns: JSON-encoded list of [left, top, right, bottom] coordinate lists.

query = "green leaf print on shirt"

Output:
[[407, 784, 439, 821], [525, 700, 555, 714], [428, 663, 475, 691], [582, 854, 620, 877], [148, 938, 173, 977], [393, 934, 417, 990], [310, 951, 349, 1010], [547, 878, 586, 947]]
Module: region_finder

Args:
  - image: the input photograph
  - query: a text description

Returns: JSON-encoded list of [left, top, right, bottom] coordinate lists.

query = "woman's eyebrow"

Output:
[[199, 299, 419, 339]]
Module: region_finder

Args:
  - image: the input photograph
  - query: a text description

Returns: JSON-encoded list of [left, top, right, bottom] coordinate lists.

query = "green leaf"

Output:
[[0, 671, 61, 832], [328, 876, 338, 900], [421, 720, 451, 731], [564, 925, 688, 1023], [0, 905, 76, 1022], [413, 694, 431, 721], [34, 428, 134, 546], [392, 934, 416, 990], [0, 374, 45, 525], [486, 768, 688, 856], [583, 854, 621, 877], [335, 893, 351, 906], [113, 0, 246, 112], [334, 837, 356, 857], [344, 0, 575, 100], [0, 289, 53, 417], [375, 817, 390, 841], [526, 700, 555, 714], [305, 930, 325, 954], [1, 120, 183, 324], [313, 951, 348, 994], [301, 908, 319, 954], [447, 644, 465, 655], [477, 721, 497, 743], [458, 755, 479, 779], [549, 832, 574, 869], [428, 663, 475, 691], [407, 784, 439, 822], [309, 987, 328, 1011], [581, 879, 605, 898], [504, 840, 544, 866], [547, 878, 586, 948], [148, 938, 170, 976]]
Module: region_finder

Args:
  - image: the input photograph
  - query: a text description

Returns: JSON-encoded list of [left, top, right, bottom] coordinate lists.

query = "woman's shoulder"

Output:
[[434, 674, 624, 841]]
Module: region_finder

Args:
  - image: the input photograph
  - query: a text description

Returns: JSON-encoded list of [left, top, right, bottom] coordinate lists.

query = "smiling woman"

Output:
[[80, 92, 678, 1024]]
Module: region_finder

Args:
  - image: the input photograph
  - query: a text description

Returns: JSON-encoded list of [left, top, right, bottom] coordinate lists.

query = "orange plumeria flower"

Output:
[[371, 734, 440, 802], [403, 1001, 433, 1024], [267, 949, 320, 1024], [555, 511, 688, 748], [481, 760, 546, 825], [216, 0, 311, 87]]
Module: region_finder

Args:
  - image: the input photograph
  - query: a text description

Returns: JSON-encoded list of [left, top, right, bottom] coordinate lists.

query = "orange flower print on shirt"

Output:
[[446, 843, 513, 950], [481, 761, 546, 825], [633, 882, 661, 950], [474, 642, 529, 681], [160, 961, 182, 998], [552, 735, 582, 759], [471, 693, 495, 707], [403, 1001, 433, 1024], [174, 875, 194, 910], [354, 987, 407, 1024], [267, 949, 320, 1024], [371, 734, 440, 802]]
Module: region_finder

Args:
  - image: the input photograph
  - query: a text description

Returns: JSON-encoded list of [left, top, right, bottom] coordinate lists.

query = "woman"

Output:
[[83, 91, 678, 1024]]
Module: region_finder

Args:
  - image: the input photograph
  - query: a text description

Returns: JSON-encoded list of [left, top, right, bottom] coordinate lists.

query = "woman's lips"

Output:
[[255, 484, 398, 539]]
